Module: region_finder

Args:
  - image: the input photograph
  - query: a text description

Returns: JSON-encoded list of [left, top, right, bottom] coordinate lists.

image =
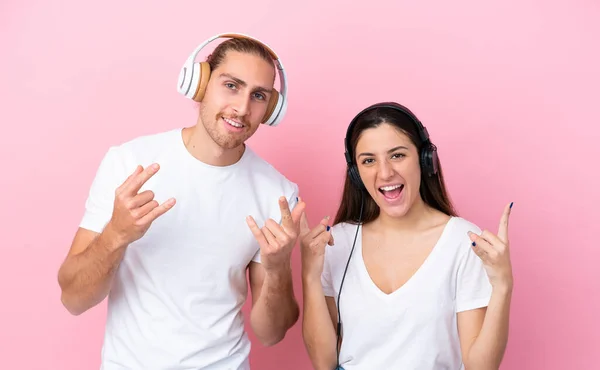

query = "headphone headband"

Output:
[[344, 102, 430, 164], [177, 32, 288, 126]]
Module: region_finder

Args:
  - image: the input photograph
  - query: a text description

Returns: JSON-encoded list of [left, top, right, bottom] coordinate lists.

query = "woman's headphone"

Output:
[[343, 101, 439, 191], [176, 32, 288, 127]]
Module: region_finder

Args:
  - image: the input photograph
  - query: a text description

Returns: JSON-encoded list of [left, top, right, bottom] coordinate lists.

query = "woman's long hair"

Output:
[[333, 104, 458, 226]]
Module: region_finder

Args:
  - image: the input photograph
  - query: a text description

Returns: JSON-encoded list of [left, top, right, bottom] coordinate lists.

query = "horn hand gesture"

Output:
[[468, 202, 514, 290], [246, 196, 306, 274], [299, 212, 334, 281]]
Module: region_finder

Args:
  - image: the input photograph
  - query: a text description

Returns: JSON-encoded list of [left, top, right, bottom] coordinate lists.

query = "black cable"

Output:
[[335, 194, 364, 369]]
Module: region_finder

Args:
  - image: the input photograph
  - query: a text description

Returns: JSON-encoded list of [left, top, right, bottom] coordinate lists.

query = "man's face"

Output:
[[199, 50, 276, 150]]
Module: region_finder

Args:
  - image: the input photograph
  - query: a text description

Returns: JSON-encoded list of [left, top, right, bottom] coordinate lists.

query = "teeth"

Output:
[[380, 184, 402, 191], [224, 117, 242, 128]]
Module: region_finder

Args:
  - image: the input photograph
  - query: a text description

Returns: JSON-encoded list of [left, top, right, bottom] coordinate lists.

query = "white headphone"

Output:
[[177, 32, 288, 127]]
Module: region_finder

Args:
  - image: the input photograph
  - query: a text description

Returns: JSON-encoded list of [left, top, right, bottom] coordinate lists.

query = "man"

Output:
[[57, 33, 303, 369]]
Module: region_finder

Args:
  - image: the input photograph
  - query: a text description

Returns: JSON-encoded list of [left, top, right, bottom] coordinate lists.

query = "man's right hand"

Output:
[[105, 163, 176, 248]]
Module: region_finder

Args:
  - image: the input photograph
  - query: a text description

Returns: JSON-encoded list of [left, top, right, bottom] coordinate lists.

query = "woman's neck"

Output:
[[372, 197, 445, 235]]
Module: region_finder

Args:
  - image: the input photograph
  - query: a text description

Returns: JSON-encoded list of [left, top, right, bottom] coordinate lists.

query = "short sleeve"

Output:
[[251, 182, 300, 264], [321, 245, 335, 297], [456, 229, 493, 312], [79, 146, 125, 233], [251, 249, 261, 263]]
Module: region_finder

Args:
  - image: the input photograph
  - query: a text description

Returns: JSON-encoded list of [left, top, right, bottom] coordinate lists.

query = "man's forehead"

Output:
[[216, 51, 275, 88]]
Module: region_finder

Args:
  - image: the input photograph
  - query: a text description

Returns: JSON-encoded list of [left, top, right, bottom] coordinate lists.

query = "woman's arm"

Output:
[[302, 277, 339, 370], [300, 211, 338, 370], [457, 284, 512, 370], [459, 202, 514, 370]]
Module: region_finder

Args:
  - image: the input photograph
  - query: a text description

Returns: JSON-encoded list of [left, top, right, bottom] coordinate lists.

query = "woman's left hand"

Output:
[[468, 202, 514, 291]]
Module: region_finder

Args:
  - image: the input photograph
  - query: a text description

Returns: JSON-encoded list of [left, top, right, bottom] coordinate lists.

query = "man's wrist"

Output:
[[101, 222, 129, 253], [265, 262, 293, 279]]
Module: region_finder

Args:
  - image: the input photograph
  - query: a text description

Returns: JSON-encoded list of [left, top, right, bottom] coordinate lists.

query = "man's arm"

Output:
[[57, 225, 128, 315], [248, 260, 299, 346], [245, 195, 306, 346], [57, 163, 174, 315]]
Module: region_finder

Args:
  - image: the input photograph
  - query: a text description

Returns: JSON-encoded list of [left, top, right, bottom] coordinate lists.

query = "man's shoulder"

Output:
[[114, 128, 180, 154], [102, 128, 180, 164], [243, 146, 298, 192]]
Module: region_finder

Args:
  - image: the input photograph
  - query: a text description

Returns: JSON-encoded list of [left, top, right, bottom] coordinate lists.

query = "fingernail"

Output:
[[510, 202, 513, 209], [296, 197, 298, 202], [327, 225, 330, 231], [472, 241, 476, 246]]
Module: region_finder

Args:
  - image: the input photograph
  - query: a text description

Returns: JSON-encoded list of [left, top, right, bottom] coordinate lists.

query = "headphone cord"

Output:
[[336, 195, 364, 369]]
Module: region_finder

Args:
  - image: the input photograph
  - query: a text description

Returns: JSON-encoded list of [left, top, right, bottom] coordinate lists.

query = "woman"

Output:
[[300, 102, 513, 370]]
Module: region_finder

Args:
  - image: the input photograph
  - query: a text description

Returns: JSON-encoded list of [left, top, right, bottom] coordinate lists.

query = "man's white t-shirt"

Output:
[[79, 128, 299, 370], [322, 217, 493, 370]]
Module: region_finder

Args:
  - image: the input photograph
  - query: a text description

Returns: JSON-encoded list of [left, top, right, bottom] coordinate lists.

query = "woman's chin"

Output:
[[374, 193, 411, 219], [381, 205, 410, 219]]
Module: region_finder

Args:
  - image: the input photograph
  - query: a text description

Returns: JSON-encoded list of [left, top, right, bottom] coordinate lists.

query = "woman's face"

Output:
[[355, 122, 422, 219]]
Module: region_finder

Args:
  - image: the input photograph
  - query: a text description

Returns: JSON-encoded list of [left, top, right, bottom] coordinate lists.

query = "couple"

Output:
[[57, 33, 514, 370]]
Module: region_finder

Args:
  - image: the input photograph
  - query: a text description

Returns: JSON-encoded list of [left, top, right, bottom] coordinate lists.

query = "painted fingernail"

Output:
[[510, 202, 513, 209], [296, 197, 298, 202], [472, 241, 476, 246], [327, 225, 330, 231]]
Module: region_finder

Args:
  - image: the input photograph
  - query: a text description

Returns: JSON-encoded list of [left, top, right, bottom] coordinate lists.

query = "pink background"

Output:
[[2, 0, 598, 369]]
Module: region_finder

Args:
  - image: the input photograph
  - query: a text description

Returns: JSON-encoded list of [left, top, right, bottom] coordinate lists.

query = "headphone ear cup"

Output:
[[420, 143, 439, 177], [191, 62, 211, 102], [262, 89, 280, 125], [348, 165, 365, 191]]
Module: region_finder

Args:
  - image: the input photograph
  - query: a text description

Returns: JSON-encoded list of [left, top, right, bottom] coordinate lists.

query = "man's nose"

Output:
[[232, 93, 251, 117]]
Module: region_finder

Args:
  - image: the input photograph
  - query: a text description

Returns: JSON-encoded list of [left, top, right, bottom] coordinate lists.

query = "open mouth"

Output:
[[223, 117, 243, 129], [378, 184, 404, 200]]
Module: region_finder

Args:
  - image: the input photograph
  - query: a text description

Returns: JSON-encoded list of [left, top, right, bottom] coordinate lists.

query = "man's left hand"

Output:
[[246, 196, 306, 274]]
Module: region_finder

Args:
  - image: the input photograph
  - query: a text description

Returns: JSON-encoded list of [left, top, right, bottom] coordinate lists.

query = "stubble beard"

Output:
[[200, 108, 248, 150]]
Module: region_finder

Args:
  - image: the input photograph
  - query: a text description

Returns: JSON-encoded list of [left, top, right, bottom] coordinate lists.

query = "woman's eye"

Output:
[[362, 158, 374, 165]]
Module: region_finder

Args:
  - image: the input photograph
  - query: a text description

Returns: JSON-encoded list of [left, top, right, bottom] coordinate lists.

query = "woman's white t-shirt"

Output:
[[321, 217, 493, 370]]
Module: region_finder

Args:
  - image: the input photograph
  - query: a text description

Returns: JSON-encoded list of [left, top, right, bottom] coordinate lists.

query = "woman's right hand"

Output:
[[299, 211, 334, 281]]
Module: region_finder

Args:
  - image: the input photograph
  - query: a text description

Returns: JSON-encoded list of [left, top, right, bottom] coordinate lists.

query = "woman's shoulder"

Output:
[[330, 221, 362, 241], [324, 222, 362, 256], [448, 216, 483, 235], [440, 216, 485, 260]]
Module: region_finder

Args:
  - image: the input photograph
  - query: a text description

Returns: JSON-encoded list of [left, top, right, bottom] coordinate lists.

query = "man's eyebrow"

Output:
[[219, 73, 273, 93]]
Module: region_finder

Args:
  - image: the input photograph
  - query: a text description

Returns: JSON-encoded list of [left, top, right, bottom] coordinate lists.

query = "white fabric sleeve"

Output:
[[251, 183, 300, 263], [79, 146, 124, 233], [321, 246, 335, 297], [455, 227, 493, 312], [321, 224, 337, 297]]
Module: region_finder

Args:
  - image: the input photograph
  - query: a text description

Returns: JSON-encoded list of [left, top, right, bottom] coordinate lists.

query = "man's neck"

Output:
[[181, 124, 245, 167]]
